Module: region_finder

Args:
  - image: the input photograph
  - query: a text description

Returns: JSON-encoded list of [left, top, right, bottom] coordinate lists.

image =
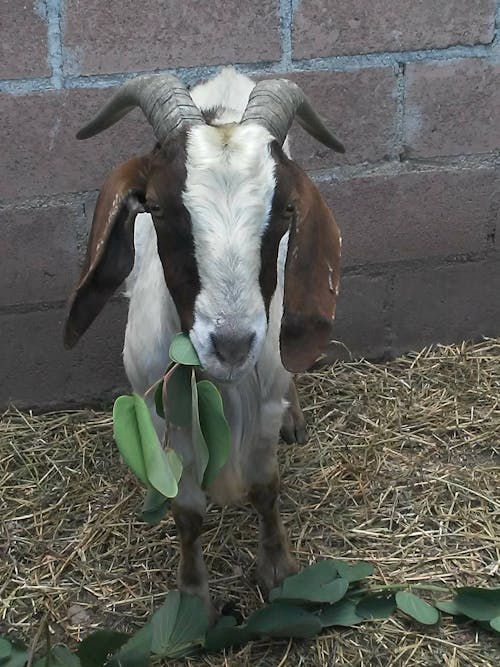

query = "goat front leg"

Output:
[[171, 499, 217, 623], [280, 379, 308, 445], [248, 451, 298, 595], [170, 428, 216, 623]]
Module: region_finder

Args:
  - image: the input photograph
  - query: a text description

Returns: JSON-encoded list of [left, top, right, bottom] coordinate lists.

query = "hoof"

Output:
[[280, 410, 308, 445], [256, 549, 299, 596]]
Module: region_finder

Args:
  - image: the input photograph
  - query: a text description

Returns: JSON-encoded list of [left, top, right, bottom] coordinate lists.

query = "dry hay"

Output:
[[1, 339, 499, 666]]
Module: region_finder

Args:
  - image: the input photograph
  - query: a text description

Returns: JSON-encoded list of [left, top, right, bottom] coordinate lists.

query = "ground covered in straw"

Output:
[[1, 339, 499, 666]]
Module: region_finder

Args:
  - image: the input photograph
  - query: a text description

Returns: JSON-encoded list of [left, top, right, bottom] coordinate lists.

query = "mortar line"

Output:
[[495, 0, 500, 46], [394, 62, 407, 161], [45, 0, 64, 88], [2, 152, 499, 210], [278, 0, 294, 71], [1, 38, 499, 95], [308, 152, 500, 184]]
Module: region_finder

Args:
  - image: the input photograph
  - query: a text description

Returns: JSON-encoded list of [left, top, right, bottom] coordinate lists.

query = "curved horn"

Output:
[[241, 79, 345, 153], [77, 74, 204, 143]]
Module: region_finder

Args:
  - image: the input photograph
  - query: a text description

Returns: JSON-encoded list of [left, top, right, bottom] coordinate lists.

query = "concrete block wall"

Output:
[[1, 1, 499, 408]]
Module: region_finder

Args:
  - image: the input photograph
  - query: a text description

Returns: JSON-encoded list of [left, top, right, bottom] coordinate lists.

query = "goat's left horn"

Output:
[[241, 79, 345, 153], [77, 74, 204, 143]]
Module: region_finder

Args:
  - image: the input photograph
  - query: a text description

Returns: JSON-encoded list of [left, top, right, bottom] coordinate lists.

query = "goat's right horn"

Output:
[[241, 78, 345, 153], [77, 74, 204, 143]]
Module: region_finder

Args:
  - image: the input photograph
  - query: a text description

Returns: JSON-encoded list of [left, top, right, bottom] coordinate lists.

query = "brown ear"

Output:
[[64, 156, 150, 348], [280, 171, 341, 372]]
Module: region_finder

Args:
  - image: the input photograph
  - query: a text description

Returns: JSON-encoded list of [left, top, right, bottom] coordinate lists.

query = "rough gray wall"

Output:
[[1, 1, 499, 408]]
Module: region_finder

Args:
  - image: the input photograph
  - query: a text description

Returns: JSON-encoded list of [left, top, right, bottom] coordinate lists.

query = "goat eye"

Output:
[[148, 202, 162, 214], [285, 203, 295, 215]]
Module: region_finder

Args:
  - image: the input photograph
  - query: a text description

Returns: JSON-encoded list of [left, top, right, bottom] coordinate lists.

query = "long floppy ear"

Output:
[[64, 155, 150, 348], [280, 171, 341, 372]]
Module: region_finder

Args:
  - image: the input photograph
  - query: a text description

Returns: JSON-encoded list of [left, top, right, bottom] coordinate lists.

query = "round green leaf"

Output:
[[76, 630, 129, 667], [113, 395, 149, 485], [151, 592, 208, 658], [154, 380, 165, 419], [245, 603, 322, 639], [169, 334, 201, 366], [204, 616, 254, 652], [332, 560, 374, 583], [455, 587, 500, 621], [165, 365, 192, 427], [356, 594, 396, 620], [134, 394, 180, 498], [0, 641, 27, 667], [109, 622, 152, 667], [141, 488, 170, 525], [197, 380, 231, 488], [33, 645, 81, 667], [490, 615, 500, 632], [435, 599, 462, 616], [396, 591, 440, 625], [270, 560, 348, 604], [319, 599, 365, 627], [0, 638, 12, 661], [191, 372, 209, 486]]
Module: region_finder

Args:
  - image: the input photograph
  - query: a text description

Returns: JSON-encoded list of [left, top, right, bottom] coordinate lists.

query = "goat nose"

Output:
[[210, 331, 256, 366]]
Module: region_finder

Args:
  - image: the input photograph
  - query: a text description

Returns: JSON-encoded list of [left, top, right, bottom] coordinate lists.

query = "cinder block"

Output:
[[318, 167, 497, 267], [326, 273, 390, 361], [391, 257, 500, 355], [62, 0, 280, 75], [0, 303, 129, 409], [286, 69, 398, 168], [292, 0, 496, 58], [404, 59, 500, 158], [0, 201, 82, 307], [0, 2, 50, 79], [0, 87, 154, 199]]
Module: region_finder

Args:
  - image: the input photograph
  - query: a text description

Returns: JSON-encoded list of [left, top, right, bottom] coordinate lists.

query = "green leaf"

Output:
[[269, 560, 348, 604], [319, 599, 365, 627], [435, 599, 462, 616], [396, 591, 439, 625], [455, 587, 500, 621], [204, 616, 254, 652], [190, 372, 209, 487], [0, 638, 12, 662], [33, 646, 81, 667], [113, 395, 149, 485], [245, 603, 322, 639], [154, 381, 165, 419], [165, 365, 192, 427], [151, 592, 209, 658], [140, 488, 170, 524], [356, 594, 396, 620], [108, 622, 152, 667], [0, 641, 28, 667], [169, 334, 201, 366], [197, 381, 231, 488], [134, 395, 181, 498], [490, 616, 500, 632], [331, 560, 374, 583], [76, 630, 129, 667]]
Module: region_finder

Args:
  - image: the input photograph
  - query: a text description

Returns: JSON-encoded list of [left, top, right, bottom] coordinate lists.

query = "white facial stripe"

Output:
[[183, 123, 277, 379]]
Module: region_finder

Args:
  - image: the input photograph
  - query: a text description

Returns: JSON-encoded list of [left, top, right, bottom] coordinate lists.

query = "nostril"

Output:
[[211, 331, 256, 366]]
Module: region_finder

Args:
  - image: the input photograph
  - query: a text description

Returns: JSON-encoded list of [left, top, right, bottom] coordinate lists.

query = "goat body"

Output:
[[65, 68, 342, 617]]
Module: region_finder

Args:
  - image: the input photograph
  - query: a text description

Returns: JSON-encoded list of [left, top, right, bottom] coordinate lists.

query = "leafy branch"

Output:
[[1, 560, 499, 666], [112, 333, 231, 523]]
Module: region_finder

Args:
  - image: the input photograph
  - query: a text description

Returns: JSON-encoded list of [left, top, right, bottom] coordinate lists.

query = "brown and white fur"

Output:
[[65, 68, 342, 618]]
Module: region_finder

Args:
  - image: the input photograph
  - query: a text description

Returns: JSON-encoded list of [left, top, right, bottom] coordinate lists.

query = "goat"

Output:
[[64, 67, 344, 619]]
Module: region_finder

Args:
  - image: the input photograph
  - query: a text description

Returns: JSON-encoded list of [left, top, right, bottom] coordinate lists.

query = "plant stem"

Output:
[[26, 612, 49, 667], [143, 362, 178, 399], [355, 582, 452, 596]]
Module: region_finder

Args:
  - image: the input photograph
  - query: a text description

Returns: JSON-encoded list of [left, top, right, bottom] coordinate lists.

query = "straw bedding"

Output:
[[1, 339, 499, 665]]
